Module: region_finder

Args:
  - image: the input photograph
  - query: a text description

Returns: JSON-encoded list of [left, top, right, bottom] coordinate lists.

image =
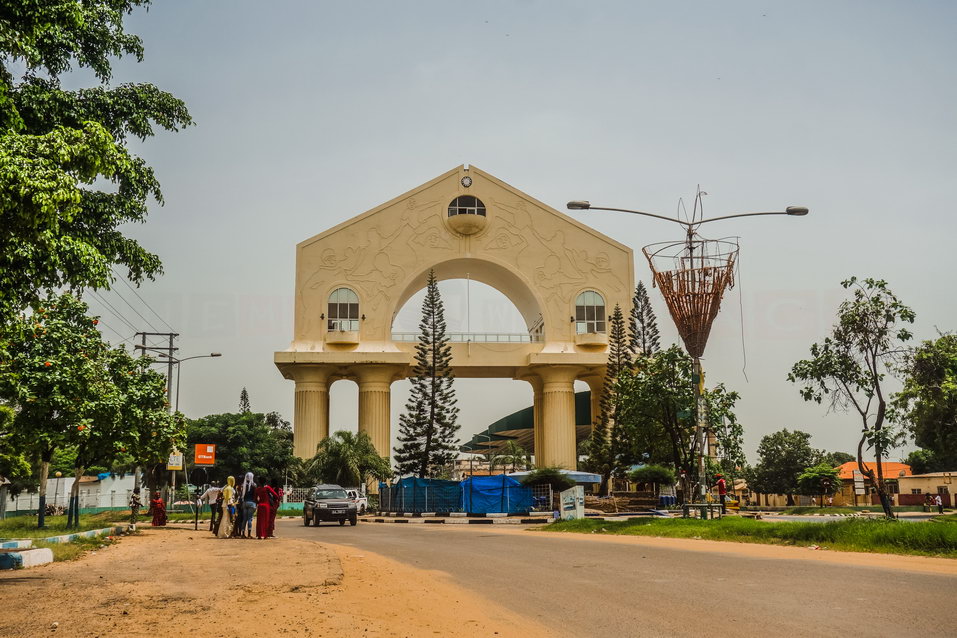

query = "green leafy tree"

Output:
[[393, 270, 460, 477], [0, 405, 30, 486], [299, 430, 391, 487], [902, 449, 946, 475], [106, 347, 185, 495], [743, 429, 820, 507], [789, 277, 914, 518], [186, 412, 294, 486], [820, 451, 856, 467], [796, 462, 842, 507], [583, 304, 631, 495], [0, 0, 192, 317], [628, 464, 675, 496], [629, 281, 660, 357], [616, 345, 742, 502], [239, 387, 251, 414], [500, 440, 531, 473], [893, 333, 957, 471], [0, 293, 111, 526]]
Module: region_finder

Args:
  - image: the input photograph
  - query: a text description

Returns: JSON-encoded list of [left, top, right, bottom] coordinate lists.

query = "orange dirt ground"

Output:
[[0, 524, 551, 638]]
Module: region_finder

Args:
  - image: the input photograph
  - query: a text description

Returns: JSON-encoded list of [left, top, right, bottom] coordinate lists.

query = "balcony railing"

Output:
[[391, 332, 542, 343]]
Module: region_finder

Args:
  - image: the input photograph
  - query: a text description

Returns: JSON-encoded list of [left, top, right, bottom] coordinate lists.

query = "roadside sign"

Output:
[[167, 452, 184, 470], [194, 444, 216, 465], [853, 470, 866, 495]]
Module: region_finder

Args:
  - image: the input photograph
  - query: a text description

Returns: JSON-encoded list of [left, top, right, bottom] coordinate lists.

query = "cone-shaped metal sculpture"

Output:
[[643, 237, 738, 359]]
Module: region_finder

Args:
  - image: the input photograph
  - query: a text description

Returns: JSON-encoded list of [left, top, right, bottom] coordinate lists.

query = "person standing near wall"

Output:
[[198, 481, 221, 533], [129, 488, 142, 530], [936, 494, 944, 514], [715, 474, 727, 514], [239, 472, 257, 538], [217, 476, 236, 538]]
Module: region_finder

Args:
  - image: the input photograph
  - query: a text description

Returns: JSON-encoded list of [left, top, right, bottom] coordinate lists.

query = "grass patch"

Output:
[[0, 510, 132, 538], [781, 506, 861, 515], [543, 517, 957, 558], [32, 533, 122, 562]]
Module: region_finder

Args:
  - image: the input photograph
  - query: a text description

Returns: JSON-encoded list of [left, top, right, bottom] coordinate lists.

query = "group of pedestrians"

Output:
[[198, 472, 282, 539], [924, 493, 945, 514]]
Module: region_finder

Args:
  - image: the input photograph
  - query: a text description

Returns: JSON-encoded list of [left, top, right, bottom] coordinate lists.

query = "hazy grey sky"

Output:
[[81, 1, 956, 461]]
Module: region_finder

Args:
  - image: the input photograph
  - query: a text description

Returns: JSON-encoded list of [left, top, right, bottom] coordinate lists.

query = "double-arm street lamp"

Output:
[[566, 199, 808, 242], [566, 191, 809, 501]]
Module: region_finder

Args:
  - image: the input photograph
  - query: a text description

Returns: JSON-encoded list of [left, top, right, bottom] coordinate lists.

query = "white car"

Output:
[[345, 488, 368, 514]]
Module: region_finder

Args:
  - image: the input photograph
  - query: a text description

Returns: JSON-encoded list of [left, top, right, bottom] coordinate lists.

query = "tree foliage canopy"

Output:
[[296, 430, 391, 487], [186, 411, 294, 486], [0, 0, 191, 317], [743, 429, 819, 498], [893, 333, 957, 470], [393, 270, 460, 478], [616, 345, 743, 481], [789, 277, 915, 517]]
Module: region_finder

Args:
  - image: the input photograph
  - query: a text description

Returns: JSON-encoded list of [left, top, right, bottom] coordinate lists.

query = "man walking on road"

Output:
[[198, 481, 222, 532], [716, 474, 727, 514], [935, 494, 944, 515]]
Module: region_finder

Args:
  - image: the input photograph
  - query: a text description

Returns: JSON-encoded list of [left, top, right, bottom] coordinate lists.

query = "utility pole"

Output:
[[135, 332, 179, 507]]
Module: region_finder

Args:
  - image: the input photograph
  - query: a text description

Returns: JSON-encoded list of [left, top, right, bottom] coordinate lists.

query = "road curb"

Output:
[[0, 548, 54, 570], [362, 516, 554, 525]]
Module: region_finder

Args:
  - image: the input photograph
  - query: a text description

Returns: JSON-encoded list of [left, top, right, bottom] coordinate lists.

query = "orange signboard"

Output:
[[194, 443, 216, 465]]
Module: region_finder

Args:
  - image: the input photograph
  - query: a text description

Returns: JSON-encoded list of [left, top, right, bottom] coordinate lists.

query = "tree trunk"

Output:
[[69, 466, 84, 528], [133, 465, 141, 492], [786, 493, 795, 507], [37, 458, 51, 528]]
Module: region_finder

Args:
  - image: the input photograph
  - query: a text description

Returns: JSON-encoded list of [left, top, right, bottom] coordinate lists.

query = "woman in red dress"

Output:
[[149, 491, 167, 527], [255, 482, 279, 539]]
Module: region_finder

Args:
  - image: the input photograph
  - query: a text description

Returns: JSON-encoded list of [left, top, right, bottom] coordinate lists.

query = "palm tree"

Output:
[[501, 441, 531, 473], [303, 431, 392, 487]]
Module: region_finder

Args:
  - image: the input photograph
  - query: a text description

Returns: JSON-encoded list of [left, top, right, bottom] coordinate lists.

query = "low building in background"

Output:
[[896, 472, 955, 507]]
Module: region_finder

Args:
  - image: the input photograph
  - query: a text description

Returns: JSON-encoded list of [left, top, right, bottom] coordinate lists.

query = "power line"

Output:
[[95, 317, 134, 345], [101, 284, 161, 333], [86, 289, 139, 333], [110, 267, 176, 332]]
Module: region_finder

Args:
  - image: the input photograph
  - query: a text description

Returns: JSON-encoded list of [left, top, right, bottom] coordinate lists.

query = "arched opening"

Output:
[[390, 258, 546, 342], [392, 279, 529, 340]]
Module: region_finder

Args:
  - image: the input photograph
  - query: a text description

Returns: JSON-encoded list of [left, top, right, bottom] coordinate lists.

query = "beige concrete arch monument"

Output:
[[275, 165, 635, 471]]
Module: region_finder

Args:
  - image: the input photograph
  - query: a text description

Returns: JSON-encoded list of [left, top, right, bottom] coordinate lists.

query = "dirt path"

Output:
[[0, 524, 550, 638]]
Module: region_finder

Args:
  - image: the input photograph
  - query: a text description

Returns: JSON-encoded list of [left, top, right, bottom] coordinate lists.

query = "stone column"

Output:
[[521, 376, 544, 465], [356, 365, 397, 460], [536, 367, 580, 470], [293, 366, 331, 460]]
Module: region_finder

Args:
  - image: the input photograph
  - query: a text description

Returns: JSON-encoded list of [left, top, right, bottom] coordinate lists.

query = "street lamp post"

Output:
[[567, 191, 808, 503], [134, 348, 222, 508]]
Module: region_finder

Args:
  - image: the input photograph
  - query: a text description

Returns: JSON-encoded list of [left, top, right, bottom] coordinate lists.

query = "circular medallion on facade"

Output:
[[461, 176, 473, 188]]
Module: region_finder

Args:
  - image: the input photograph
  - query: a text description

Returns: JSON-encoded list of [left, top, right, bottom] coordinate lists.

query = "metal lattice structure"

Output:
[[642, 236, 739, 359]]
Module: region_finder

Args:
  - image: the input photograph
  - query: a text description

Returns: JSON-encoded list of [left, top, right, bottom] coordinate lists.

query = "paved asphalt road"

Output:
[[281, 520, 957, 637]]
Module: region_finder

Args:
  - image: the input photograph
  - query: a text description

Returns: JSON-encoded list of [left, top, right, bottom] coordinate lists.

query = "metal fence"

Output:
[[379, 481, 462, 514], [528, 484, 554, 513]]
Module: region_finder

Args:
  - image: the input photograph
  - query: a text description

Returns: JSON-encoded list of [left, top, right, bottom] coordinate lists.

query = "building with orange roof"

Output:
[[835, 461, 911, 507]]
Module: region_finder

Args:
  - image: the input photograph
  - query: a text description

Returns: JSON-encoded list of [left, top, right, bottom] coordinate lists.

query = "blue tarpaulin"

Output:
[[460, 475, 533, 514]]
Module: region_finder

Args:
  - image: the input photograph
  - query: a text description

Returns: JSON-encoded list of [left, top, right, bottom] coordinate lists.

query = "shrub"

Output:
[[628, 464, 676, 486], [519, 467, 576, 491]]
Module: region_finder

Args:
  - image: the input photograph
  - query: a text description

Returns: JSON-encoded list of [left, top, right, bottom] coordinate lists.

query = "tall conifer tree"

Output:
[[239, 387, 251, 413], [393, 270, 461, 477], [629, 281, 661, 357], [584, 304, 631, 495]]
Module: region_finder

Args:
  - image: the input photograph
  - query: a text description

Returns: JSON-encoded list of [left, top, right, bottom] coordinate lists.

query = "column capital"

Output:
[[289, 364, 334, 384], [353, 364, 405, 386], [530, 365, 581, 386]]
